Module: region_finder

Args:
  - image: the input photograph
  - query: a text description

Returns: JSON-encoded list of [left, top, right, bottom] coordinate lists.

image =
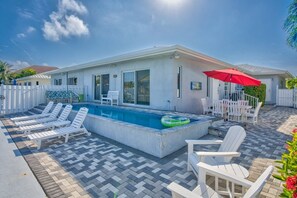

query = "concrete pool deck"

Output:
[[2, 105, 297, 197], [0, 121, 45, 198]]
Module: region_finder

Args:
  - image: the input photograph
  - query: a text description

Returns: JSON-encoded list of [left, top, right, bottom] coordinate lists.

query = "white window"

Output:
[[68, 77, 77, 85], [54, 79, 62, 85]]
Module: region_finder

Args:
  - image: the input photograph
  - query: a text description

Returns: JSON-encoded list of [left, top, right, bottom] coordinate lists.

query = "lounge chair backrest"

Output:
[[42, 101, 54, 114], [107, 91, 119, 100], [253, 102, 262, 117], [243, 166, 274, 198], [71, 107, 89, 128], [49, 103, 63, 118], [58, 105, 73, 121], [216, 125, 246, 163]]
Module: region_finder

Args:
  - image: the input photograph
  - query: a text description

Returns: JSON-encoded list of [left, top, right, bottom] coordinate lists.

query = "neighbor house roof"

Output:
[[15, 65, 58, 74], [237, 64, 294, 78], [16, 74, 51, 81], [46, 45, 234, 75]]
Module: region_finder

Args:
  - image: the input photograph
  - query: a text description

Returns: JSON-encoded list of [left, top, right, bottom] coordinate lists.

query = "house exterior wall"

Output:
[[17, 78, 51, 86], [50, 55, 226, 114]]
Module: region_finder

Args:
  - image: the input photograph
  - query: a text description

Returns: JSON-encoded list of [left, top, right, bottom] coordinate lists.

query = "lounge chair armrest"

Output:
[[197, 162, 253, 188], [185, 140, 223, 145], [167, 182, 202, 198], [195, 151, 241, 157]]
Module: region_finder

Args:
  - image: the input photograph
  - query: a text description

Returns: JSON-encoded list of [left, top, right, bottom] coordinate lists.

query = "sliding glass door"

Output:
[[123, 70, 150, 105], [94, 74, 110, 100]]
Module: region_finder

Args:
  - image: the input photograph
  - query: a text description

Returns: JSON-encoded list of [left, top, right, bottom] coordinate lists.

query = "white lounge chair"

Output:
[[245, 102, 262, 125], [101, 91, 119, 106], [14, 103, 63, 126], [19, 105, 73, 135], [201, 98, 212, 114], [28, 107, 89, 149], [167, 162, 274, 198], [11, 101, 54, 121], [186, 126, 246, 180]]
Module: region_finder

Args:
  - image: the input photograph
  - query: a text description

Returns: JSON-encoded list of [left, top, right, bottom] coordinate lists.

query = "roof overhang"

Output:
[[46, 45, 234, 75]]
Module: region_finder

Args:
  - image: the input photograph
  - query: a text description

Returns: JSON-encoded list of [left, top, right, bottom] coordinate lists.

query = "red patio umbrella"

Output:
[[203, 68, 261, 86]]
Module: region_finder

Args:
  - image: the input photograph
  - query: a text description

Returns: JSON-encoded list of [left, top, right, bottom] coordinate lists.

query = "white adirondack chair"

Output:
[[28, 107, 90, 149], [15, 103, 63, 126], [20, 105, 73, 135], [245, 102, 262, 125], [167, 162, 274, 198], [101, 91, 119, 106], [228, 101, 241, 122], [11, 101, 54, 121], [186, 126, 246, 180], [201, 98, 212, 114]]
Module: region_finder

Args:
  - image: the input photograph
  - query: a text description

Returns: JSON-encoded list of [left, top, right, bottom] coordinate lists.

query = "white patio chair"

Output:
[[15, 103, 63, 126], [186, 126, 246, 180], [167, 162, 274, 198], [228, 101, 241, 122], [11, 101, 54, 121], [201, 98, 212, 114], [245, 102, 262, 125], [101, 91, 119, 106], [20, 105, 73, 135], [28, 107, 90, 149]]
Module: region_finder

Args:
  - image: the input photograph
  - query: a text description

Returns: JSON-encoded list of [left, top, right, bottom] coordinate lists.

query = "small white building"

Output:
[[238, 64, 294, 104], [16, 74, 51, 86], [48, 45, 234, 114]]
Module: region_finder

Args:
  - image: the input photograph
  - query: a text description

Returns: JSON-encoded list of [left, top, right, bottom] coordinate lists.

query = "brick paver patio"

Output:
[[3, 106, 297, 198]]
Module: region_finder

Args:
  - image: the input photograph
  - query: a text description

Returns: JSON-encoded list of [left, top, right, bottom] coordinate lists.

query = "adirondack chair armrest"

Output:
[[167, 182, 202, 198], [185, 139, 223, 145], [195, 151, 241, 157], [197, 162, 253, 188]]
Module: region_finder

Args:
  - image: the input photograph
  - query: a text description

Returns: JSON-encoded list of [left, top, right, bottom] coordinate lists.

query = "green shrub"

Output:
[[274, 128, 297, 197], [244, 84, 266, 107], [286, 78, 297, 89]]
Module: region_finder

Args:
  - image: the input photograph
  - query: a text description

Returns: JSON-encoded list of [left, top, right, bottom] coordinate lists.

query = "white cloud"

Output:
[[59, 0, 88, 14], [42, 0, 89, 42], [27, 26, 36, 33], [17, 33, 26, 38], [8, 60, 30, 70], [17, 26, 36, 39]]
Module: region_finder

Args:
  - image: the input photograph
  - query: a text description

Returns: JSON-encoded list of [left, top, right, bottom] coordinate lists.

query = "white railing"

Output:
[[0, 85, 85, 115], [219, 90, 259, 109]]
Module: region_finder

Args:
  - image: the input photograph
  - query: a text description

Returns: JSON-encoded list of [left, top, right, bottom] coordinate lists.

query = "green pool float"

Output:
[[161, 115, 190, 127]]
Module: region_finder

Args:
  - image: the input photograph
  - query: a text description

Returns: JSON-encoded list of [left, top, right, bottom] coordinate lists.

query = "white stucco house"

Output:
[[237, 64, 294, 104], [16, 74, 51, 86], [47, 45, 235, 114]]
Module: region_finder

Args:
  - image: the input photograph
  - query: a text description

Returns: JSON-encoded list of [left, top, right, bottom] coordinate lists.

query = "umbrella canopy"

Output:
[[203, 68, 261, 86]]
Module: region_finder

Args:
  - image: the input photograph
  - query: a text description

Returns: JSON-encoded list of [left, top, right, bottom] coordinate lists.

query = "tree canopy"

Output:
[[286, 78, 297, 89], [284, 0, 297, 49], [0, 61, 11, 83]]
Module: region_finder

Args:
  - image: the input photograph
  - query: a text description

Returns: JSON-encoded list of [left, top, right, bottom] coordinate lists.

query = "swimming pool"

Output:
[[70, 103, 212, 158], [73, 104, 195, 130]]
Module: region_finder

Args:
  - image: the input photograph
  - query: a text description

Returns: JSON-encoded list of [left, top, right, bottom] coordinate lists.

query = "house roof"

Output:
[[46, 45, 234, 75], [16, 74, 51, 81], [15, 65, 58, 74], [237, 64, 294, 78]]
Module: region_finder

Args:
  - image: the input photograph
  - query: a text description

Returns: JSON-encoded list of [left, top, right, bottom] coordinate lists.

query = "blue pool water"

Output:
[[72, 104, 196, 130]]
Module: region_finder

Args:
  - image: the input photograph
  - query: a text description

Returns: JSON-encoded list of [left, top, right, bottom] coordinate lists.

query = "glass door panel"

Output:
[[136, 70, 150, 105], [94, 75, 101, 100], [123, 72, 135, 104], [101, 74, 110, 96]]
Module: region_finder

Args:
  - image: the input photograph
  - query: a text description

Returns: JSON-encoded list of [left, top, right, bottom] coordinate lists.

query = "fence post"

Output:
[[276, 85, 279, 106]]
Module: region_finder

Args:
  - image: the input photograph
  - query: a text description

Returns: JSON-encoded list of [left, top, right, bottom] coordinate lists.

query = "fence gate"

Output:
[[276, 88, 294, 107], [294, 88, 297, 108]]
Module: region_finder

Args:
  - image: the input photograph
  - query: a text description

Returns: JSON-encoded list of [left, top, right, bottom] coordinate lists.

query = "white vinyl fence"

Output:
[[276, 86, 297, 108], [0, 85, 85, 115]]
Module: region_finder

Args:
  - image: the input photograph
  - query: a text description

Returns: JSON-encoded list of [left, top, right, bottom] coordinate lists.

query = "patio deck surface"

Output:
[[2, 106, 297, 198]]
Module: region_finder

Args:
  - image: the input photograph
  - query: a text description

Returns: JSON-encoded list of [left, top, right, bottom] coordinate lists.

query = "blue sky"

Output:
[[0, 0, 296, 75]]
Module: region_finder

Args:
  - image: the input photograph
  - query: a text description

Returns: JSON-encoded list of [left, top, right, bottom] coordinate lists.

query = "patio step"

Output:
[[208, 120, 245, 138]]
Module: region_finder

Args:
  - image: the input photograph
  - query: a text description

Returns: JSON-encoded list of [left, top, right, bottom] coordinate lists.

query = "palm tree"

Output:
[[284, 0, 297, 49], [0, 61, 11, 84]]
